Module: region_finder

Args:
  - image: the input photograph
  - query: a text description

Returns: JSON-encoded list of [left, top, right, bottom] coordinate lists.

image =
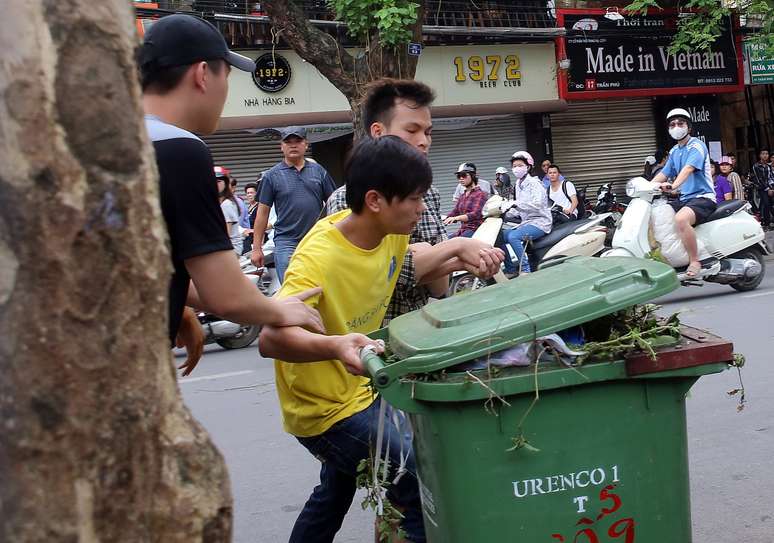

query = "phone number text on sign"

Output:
[[453, 54, 522, 88]]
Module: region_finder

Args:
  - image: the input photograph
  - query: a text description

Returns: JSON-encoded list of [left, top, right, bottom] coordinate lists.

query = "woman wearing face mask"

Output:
[[501, 151, 552, 277]]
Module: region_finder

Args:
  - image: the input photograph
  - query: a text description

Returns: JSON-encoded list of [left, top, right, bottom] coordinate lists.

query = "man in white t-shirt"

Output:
[[546, 164, 578, 219]]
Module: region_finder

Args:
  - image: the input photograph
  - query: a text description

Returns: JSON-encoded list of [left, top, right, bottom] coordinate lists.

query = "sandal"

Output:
[[685, 262, 702, 278]]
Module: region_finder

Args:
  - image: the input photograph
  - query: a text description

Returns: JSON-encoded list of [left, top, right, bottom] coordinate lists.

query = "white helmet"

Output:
[[510, 150, 534, 167], [495, 166, 508, 174], [666, 108, 692, 122]]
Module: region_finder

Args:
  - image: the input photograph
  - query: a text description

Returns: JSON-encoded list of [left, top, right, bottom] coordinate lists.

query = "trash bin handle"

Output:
[[360, 348, 430, 414], [361, 347, 390, 387], [593, 269, 653, 295]]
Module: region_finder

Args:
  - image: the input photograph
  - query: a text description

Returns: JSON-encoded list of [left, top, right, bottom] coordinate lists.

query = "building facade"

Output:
[[137, 2, 765, 200]]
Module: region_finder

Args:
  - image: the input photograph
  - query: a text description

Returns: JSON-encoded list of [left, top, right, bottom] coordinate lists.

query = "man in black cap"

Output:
[[251, 126, 337, 282], [140, 14, 324, 375]]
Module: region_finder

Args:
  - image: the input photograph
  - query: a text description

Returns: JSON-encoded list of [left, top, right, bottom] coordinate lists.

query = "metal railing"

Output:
[[149, 1, 558, 29], [136, 1, 564, 48]]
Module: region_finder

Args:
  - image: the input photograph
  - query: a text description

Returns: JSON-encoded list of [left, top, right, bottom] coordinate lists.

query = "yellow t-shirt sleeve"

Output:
[[278, 249, 324, 308]]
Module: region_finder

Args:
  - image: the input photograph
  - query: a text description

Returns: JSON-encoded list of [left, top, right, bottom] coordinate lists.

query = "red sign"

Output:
[[555, 9, 744, 100]]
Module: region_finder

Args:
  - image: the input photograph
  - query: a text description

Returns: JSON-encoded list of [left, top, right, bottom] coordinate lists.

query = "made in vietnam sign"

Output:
[[745, 41, 774, 84], [557, 10, 743, 99]]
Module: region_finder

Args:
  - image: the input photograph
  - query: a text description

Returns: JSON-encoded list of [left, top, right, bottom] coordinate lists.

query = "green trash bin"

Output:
[[363, 257, 733, 543]]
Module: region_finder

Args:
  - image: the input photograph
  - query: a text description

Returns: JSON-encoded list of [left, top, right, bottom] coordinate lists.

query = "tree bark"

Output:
[[263, 0, 426, 140], [0, 2, 231, 541]]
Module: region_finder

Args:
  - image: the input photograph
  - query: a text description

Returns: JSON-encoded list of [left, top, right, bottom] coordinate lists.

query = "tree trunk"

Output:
[[0, 3, 232, 542], [263, 0, 426, 140]]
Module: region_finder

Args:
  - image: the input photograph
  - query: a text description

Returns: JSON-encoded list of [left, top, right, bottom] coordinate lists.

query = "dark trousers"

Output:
[[289, 400, 426, 543], [759, 189, 773, 226]]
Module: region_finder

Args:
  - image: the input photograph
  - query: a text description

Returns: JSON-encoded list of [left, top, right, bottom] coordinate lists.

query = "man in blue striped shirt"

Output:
[[250, 127, 337, 282]]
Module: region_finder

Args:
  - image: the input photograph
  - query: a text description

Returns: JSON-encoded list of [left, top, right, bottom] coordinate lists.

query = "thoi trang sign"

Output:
[[557, 10, 744, 99]]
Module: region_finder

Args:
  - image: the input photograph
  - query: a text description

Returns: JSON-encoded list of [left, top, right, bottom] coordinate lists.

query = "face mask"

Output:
[[512, 165, 529, 178], [669, 126, 688, 140]]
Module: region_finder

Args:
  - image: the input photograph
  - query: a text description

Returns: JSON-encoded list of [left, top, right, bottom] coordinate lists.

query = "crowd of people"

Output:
[[141, 14, 506, 543], [437, 153, 582, 276], [139, 12, 772, 543]]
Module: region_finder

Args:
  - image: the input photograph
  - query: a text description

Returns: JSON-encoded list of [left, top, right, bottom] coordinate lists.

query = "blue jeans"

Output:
[[450, 229, 474, 238], [273, 239, 298, 284], [290, 400, 425, 543], [503, 224, 547, 273]]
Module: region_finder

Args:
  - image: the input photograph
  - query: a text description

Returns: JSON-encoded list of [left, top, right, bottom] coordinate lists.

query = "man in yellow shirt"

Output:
[[259, 135, 433, 542]]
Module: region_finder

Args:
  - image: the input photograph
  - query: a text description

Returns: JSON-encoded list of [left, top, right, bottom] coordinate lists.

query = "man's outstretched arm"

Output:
[[259, 325, 383, 376]]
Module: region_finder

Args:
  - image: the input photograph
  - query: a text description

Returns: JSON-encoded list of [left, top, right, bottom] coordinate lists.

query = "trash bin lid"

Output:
[[385, 257, 678, 378]]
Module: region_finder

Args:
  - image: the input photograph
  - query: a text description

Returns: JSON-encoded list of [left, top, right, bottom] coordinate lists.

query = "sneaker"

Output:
[[504, 272, 519, 280]]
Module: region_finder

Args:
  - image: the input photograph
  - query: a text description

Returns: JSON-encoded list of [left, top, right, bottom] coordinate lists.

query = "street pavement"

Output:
[[179, 266, 774, 543]]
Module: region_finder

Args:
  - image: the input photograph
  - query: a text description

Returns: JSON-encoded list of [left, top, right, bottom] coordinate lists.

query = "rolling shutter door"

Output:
[[202, 130, 284, 188], [550, 99, 657, 195], [428, 115, 527, 208]]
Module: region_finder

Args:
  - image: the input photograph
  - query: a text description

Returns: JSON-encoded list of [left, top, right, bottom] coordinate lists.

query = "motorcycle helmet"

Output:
[[666, 108, 692, 123], [495, 167, 508, 175], [456, 162, 478, 183], [456, 162, 477, 175], [214, 165, 231, 179], [510, 150, 534, 167], [666, 108, 692, 140]]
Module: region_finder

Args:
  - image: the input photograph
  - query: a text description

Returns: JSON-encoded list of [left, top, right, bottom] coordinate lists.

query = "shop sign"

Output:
[[452, 52, 524, 89], [252, 53, 292, 93], [745, 40, 774, 84], [557, 10, 743, 99], [223, 44, 557, 122]]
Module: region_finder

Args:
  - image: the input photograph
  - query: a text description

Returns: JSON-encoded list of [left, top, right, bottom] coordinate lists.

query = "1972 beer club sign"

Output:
[[252, 53, 291, 93]]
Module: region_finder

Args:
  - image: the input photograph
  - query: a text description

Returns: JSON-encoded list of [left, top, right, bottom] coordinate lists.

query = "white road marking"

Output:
[[741, 291, 774, 299], [179, 370, 254, 384]]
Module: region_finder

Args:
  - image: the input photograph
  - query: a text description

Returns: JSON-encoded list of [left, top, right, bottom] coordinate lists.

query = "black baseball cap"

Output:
[[139, 14, 255, 76], [280, 126, 307, 141]]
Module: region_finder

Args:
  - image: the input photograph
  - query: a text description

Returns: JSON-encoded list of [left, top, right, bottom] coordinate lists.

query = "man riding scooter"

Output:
[[651, 108, 717, 278]]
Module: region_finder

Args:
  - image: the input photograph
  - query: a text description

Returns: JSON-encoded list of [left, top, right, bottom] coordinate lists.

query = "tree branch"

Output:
[[263, 0, 357, 98]]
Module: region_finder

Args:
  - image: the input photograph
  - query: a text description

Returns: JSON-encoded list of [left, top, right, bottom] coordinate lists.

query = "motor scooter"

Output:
[[197, 242, 280, 349], [602, 177, 769, 291], [448, 195, 611, 294], [592, 182, 628, 245]]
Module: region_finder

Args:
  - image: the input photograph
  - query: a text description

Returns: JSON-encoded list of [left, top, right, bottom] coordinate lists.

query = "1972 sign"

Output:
[[252, 53, 291, 93], [453, 54, 523, 87]]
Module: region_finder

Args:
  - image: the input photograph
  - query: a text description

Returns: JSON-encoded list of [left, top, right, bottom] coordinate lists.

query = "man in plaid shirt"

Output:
[[325, 79, 503, 324]]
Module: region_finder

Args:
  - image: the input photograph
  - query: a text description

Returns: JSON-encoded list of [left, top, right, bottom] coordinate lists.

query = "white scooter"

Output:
[[602, 177, 769, 291], [449, 195, 611, 294]]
